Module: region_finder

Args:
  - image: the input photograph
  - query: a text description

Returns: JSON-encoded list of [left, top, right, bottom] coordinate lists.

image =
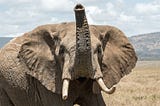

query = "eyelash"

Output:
[[97, 45, 102, 54], [59, 45, 65, 55]]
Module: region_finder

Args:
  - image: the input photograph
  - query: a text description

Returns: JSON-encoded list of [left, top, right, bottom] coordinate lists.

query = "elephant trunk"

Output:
[[74, 4, 93, 78], [74, 4, 91, 53]]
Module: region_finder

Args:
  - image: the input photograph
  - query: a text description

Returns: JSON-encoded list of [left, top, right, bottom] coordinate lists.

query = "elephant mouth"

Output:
[[62, 77, 116, 100], [76, 77, 87, 83]]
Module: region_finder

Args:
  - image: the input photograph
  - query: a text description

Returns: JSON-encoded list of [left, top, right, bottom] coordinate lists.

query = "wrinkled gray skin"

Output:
[[0, 4, 137, 106]]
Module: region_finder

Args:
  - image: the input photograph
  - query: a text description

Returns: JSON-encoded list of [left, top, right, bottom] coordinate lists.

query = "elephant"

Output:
[[0, 4, 137, 106]]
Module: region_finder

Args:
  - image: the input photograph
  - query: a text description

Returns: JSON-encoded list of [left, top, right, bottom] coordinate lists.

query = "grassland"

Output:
[[103, 61, 160, 106]]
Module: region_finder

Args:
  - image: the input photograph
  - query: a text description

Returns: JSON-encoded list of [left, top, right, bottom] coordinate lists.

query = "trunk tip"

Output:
[[74, 4, 84, 11]]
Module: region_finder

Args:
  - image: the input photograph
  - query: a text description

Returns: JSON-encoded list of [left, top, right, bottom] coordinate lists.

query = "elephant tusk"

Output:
[[97, 78, 116, 94], [62, 79, 70, 100]]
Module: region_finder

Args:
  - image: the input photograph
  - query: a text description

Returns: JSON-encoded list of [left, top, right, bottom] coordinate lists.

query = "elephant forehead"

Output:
[[61, 34, 76, 48]]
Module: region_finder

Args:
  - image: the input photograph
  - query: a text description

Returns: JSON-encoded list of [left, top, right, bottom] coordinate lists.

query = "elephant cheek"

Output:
[[92, 56, 103, 79]]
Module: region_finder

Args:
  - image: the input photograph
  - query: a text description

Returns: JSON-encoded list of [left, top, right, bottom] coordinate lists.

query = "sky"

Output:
[[0, 0, 160, 37]]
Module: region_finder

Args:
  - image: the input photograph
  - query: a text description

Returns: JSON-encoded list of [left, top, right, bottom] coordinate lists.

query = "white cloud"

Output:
[[16, 0, 32, 3], [0, 25, 20, 36], [105, 2, 117, 17], [0, 0, 5, 3], [86, 6, 102, 15], [117, 0, 124, 3], [40, 0, 74, 12], [0, 0, 160, 37], [85, 6, 102, 24], [50, 17, 58, 22], [135, 1, 160, 15], [77, 0, 100, 4], [7, 33, 24, 37], [86, 14, 95, 24], [119, 13, 140, 23]]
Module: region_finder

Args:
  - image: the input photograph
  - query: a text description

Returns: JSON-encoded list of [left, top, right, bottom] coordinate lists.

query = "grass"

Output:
[[103, 61, 160, 106]]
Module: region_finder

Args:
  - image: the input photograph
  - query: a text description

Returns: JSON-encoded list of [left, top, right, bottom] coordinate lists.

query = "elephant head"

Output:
[[0, 4, 137, 101], [60, 4, 137, 100]]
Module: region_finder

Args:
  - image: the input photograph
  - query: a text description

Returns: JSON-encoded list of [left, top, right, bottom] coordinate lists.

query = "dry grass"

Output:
[[103, 61, 160, 106]]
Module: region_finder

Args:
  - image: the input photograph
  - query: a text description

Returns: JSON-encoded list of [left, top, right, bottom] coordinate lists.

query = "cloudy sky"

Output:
[[0, 0, 160, 37]]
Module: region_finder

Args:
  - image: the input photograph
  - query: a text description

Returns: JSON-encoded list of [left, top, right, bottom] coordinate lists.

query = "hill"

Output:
[[0, 37, 13, 48], [129, 32, 160, 60], [0, 32, 160, 60]]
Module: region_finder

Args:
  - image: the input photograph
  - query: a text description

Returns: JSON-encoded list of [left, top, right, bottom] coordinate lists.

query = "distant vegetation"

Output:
[[0, 32, 160, 60]]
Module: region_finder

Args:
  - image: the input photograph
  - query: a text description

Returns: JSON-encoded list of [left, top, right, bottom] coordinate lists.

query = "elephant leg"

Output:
[[33, 78, 73, 106], [90, 94, 106, 106], [76, 93, 106, 106], [41, 93, 73, 106], [0, 88, 14, 106], [74, 97, 87, 106], [88, 93, 106, 106]]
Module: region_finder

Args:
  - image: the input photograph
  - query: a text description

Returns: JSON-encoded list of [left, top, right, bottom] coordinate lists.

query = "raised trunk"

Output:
[[74, 4, 92, 78]]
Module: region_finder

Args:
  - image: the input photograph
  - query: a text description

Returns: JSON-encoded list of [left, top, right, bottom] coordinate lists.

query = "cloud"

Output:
[[77, 0, 100, 5], [7, 32, 24, 37], [0, 0, 160, 37], [105, 2, 117, 17], [86, 6, 102, 15], [40, 0, 74, 12], [85, 6, 102, 24], [135, 1, 160, 15], [0, 0, 73, 37], [0, 24, 20, 37], [129, 0, 160, 35], [119, 13, 140, 23]]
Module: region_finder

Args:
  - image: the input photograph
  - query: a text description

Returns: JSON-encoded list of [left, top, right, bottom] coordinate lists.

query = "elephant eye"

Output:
[[97, 45, 103, 63], [97, 45, 102, 54]]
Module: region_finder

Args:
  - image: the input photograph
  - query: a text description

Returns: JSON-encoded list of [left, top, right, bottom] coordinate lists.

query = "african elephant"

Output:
[[0, 4, 137, 106]]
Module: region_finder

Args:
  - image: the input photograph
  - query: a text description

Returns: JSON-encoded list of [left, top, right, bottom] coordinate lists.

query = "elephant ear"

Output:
[[95, 26, 137, 88], [18, 30, 62, 93]]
